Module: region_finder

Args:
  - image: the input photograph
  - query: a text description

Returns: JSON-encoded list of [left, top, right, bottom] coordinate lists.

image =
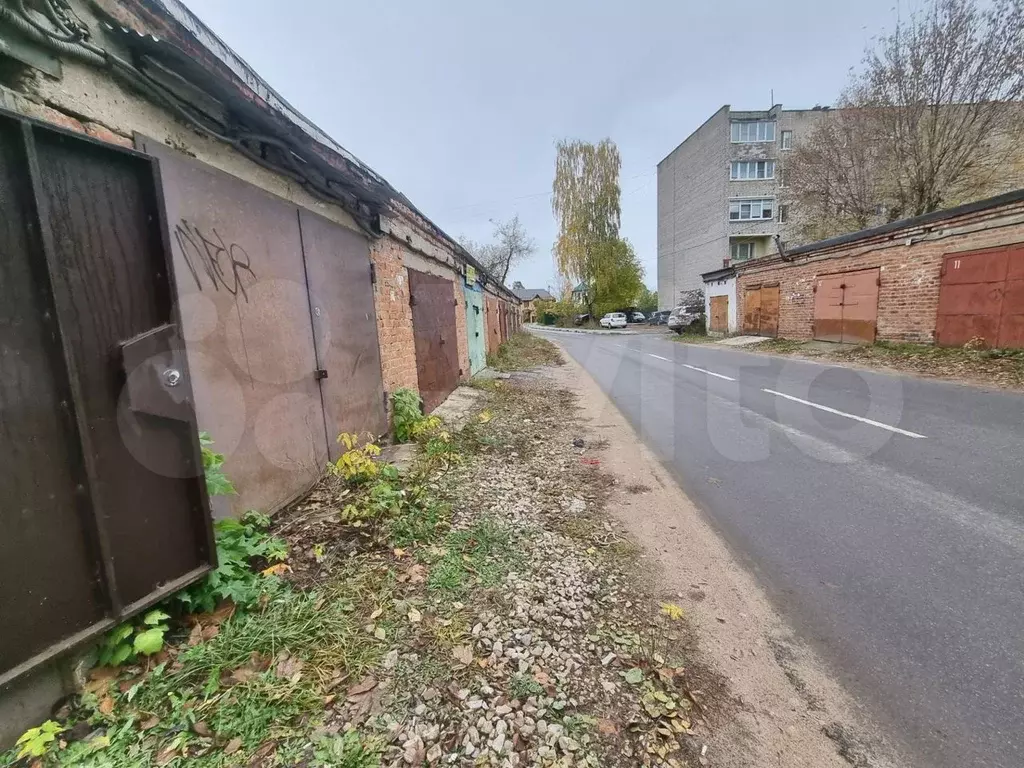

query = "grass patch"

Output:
[[509, 673, 545, 700], [756, 338, 807, 354], [427, 518, 520, 596], [487, 332, 563, 371], [668, 331, 716, 344]]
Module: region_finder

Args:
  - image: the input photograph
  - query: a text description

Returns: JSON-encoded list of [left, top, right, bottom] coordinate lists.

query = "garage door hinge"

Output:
[[314, 369, 328, 380], [369, 263, 377, 284]]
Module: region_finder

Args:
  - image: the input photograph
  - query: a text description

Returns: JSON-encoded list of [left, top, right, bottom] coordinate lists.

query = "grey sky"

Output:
[[187, 0, 900, 293]]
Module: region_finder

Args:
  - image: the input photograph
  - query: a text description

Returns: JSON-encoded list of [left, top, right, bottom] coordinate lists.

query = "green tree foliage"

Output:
[[636, 287, 658, 313], [591, 238, 645, 316], [551, 139, 642, 314]]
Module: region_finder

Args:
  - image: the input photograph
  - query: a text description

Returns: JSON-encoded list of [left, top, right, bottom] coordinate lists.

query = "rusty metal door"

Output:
[[742, 285, 778, 336], [710, 296, 729, 333], [760, 285, 780, 337], [138, 138, 351, 512], [298, 210, 387, 455], [936, 245, 1024, 348], [742, 287, 762, 334], [486, 295, 501, 354], [0, 112, 212, 685], [813, 269, 879, 344], [409, 269, 460, 412], [499, 300, 509, 342]]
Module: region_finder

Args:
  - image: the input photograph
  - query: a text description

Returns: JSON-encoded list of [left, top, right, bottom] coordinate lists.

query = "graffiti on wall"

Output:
[[173, 219, 258, 300]]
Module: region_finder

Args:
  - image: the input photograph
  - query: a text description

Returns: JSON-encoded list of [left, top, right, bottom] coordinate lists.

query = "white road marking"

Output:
[[681, 363, 736, 381], [762, 388, 927, 439], [648, 353, 670, 361]]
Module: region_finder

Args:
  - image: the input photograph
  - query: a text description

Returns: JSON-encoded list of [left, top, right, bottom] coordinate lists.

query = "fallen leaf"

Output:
[[393, 547, 408, 558], [98, 695, 115, 715], [477, 410, 492, 423], [406, 564, 427, 583], [192, 721, 212, 737], [452, 645, 474, 665], [140, 716, 161, 731], [260, 563, 291, 577], [657, 668, 678, 684], [533, 670, 552, 685], [347, 676, 378, 698], [209, 600, 236, 625], [597, 718, 619, 735], [374, 626, 386, 640], [224, 737, 243, 755], [155, 746, 177, 766], [201, 625, 219, 641], [408, 607, 422, 623], [622, 668, 644, 685], [187, 624, 204, 647], [274, 654, 304, 682], [369, 608, 383, 620]]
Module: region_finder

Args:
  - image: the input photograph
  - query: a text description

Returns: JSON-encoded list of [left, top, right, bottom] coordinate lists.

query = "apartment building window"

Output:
[[730, 160, 775, 180], [781, 130, 793, 150], [728, 198, 774, 220], [731, 242, 756, 261], [731, 120, 776, 143], [780, 204, 790, 223]]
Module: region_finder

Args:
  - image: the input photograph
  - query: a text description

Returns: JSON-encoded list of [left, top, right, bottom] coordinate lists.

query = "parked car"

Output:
[[600, 312, 628, 329], [667, 306, 701, 334], [647, 309, 670, 325], [573, 313, 591, 326], [630, 311, 646, 323]]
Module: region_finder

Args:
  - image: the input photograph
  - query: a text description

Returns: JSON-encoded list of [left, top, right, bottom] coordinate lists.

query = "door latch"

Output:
[[314, 369, 329, 380]]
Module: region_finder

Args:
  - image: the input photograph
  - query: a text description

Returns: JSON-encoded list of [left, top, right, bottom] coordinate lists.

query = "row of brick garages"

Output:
[[0, 0, 523, 719], [704, 190, 1024, 348]]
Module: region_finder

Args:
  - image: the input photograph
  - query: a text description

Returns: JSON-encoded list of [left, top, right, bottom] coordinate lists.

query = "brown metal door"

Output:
[[813, 275, 845, 342], [841, 269, 880, 343], [409, 269, 460, 413], [138, 138, 329, 513], [499, 300, 509, 342], [936, 245, 1024, 347], [814, 270, 879, 344], [0, 112, 211, 685], [742, 287, 761, 334], [709, 296, 729, 332], [298, 210, 387, 454], [760, 285, 779, 337], [486, 295, 501, 354]]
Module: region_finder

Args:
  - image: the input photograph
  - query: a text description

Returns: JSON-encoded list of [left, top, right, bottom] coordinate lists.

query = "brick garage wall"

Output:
[[369, 236, 419, 395], [736, 199, 1024, 343], [453, 279, 470, 380]]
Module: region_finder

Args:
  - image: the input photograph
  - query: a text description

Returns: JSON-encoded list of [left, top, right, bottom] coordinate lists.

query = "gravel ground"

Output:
[[324, 374, 725, 767]]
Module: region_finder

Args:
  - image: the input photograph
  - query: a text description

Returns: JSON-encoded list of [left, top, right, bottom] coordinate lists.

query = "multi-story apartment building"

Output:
[[657, 104, 827, 307]]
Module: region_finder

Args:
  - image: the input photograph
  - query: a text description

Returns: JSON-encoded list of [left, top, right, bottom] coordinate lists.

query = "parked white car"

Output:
[[667, 307, 701, 333], [600, 312, 628, 329], [630, 311, 646, 323]]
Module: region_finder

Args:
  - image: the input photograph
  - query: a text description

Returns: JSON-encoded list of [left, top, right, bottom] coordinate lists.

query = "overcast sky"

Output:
[[187, 0, 902, 293]]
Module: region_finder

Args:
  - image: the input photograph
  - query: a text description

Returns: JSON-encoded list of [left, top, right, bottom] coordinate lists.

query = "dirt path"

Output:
[[545, 346, 908, 768]]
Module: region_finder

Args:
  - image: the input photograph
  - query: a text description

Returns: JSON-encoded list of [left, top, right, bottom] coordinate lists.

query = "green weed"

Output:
[[391, 388, 424, 443], [427, 519, 519, 596], [488, 332, 563, 371], [174, 511, 288, 614], [509, 674, 544, 700]]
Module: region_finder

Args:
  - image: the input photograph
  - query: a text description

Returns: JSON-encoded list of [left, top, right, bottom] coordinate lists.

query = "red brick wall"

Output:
[[737, 203, 1024, 343], [369, 237, 419, 395], [453, 278, 470, 380]]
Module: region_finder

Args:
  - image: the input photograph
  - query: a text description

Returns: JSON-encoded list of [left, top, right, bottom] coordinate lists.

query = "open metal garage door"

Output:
[[1, 111, 212, 685], [409, 269, 460, 412], [813, 268, 880, 344], [936, 244, 1024, 348]]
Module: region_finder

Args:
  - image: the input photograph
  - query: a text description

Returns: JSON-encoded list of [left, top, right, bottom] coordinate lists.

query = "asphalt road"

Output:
[[534, 328, 1024, 768]]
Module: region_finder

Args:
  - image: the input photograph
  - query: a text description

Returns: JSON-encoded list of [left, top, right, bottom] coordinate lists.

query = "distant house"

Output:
[[571, 281, 589, 306], [511, 281, 554, 323]]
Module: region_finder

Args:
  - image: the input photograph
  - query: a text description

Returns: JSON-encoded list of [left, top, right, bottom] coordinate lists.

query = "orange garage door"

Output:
[[813, 268, 879, 344], [936, 244, 1024, 348]]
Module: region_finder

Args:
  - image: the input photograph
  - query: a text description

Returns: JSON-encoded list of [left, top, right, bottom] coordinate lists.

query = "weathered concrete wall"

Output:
[[657, 106, 730, 305], [737, 200, 1024, 343]]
